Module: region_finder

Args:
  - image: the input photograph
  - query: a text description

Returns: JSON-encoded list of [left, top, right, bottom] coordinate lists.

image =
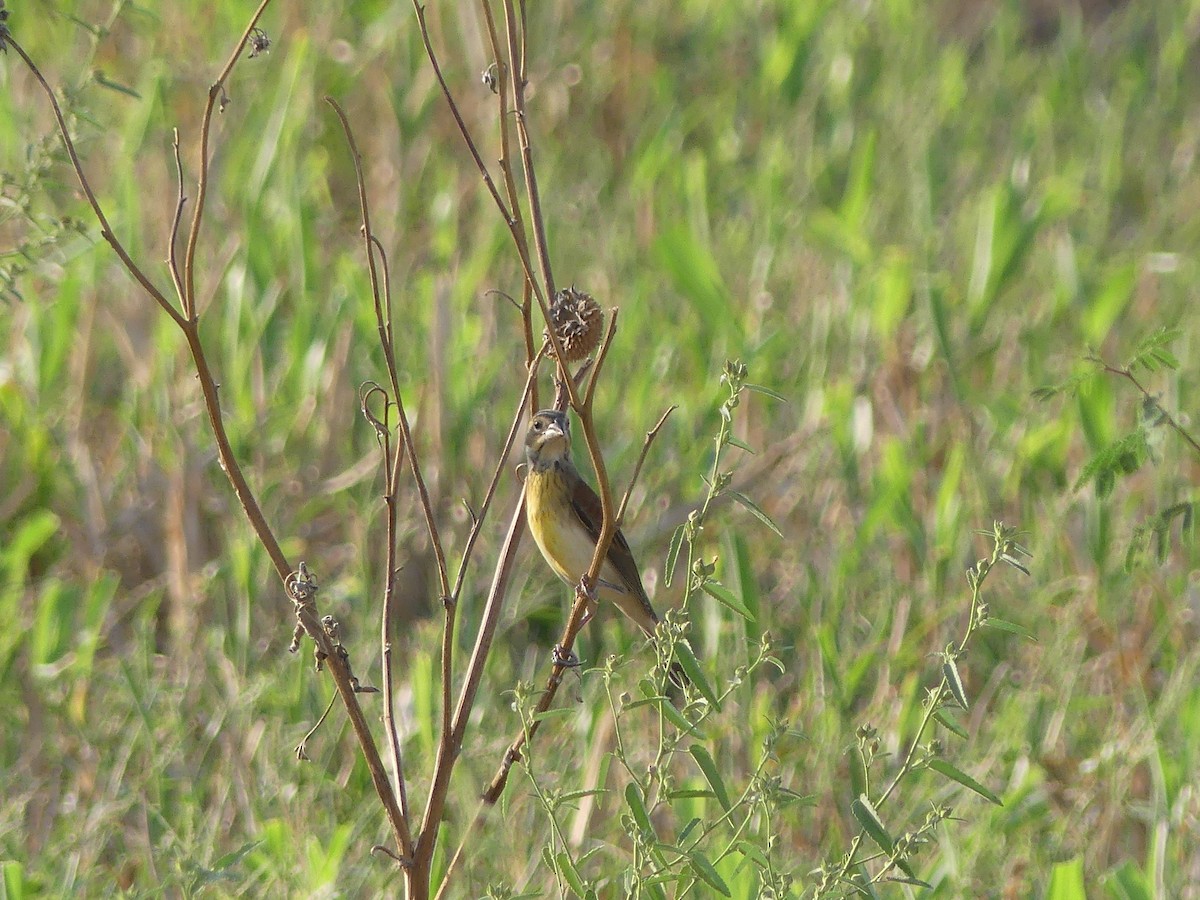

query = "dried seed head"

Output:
[[246, 27, 271, 58], [544, 287, 603, 362]]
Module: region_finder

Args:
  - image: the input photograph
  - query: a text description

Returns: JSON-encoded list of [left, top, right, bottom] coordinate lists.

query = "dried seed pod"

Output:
[[544, 287, 603, 362]]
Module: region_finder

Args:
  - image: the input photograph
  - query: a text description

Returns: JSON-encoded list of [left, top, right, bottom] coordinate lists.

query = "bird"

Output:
[[523, 409, 692, 699], [524, 409, 663, 636]]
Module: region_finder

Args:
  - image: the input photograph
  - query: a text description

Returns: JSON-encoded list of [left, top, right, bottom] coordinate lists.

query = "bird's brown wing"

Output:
[[569, 474, 656, 617]]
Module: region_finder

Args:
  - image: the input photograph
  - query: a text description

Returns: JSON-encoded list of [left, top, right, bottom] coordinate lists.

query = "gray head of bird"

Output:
[[526, 409, 572, 467]]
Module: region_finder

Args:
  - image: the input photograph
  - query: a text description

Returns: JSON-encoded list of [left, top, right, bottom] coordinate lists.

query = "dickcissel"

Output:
[[524, 409, 665, 641]]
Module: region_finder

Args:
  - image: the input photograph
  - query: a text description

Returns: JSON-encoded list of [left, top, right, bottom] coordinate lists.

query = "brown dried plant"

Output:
[[2, 3, 671, 897]]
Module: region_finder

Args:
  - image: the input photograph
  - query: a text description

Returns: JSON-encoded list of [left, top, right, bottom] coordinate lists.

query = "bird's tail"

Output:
[[667, 660, 690, 692], [663, 659, 693, 709]]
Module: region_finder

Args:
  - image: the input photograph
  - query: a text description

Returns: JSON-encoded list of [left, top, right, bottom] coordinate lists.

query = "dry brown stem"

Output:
[[3, 10, 415, 866]]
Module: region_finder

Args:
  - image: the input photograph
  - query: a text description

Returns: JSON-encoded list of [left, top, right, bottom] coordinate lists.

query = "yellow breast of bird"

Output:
[[526, 467, 625, 597]]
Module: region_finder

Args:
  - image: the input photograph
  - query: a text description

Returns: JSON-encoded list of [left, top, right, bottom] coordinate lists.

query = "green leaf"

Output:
[[1045, 856, 1087, 900], [3, 860, 27, 900], [743, 382, 788, 402], [871, 246, 913, 337], [30, 579, 71, 670], [725, 435, 757, 453], [928, 286, 961, 398], [638, 686, 705, 737], [533, 707, 577, 724], [555, 851, 587, 897], [727, 490, 784, 538], [674, 641, 721, 709], [943, 657, 969, 710], [652, 223, 741, 344], [1000, 552, 1032, 576], [689, 745, 732, 812], [928, 759, 1002, 805], [886, 875, 933, 889], [1074, 430, 1149, 494], [667, 789, 714, 800], [559, 788, 609, 803], [662, 701, 704, 736], [984, 617, 1037, 642], [2, 509, 60, 587], [93, 71, 143, 98], [1127, 326, 1183, 373], [734, 840, 771, 870], [677, 817, 702, 844], [624, 784, 655, 838], [1101, 860, 1155, 900], [851, 794, 894, 855], [210, 841, 263, 871], [777, 787, 815, 806], [1082, 261, 1136, 344], [848, 743, 867, 799], [701, 581, 756, 621], [933, 709, 969, 740], [622, 697, 663, 712], [966, 180, 1045, 329], [688, 851, 731, 897], [665, 523, 687, 589]]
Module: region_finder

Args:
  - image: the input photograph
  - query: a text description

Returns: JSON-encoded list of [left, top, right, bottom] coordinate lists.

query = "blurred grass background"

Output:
[[2, 0, 1199, 895]]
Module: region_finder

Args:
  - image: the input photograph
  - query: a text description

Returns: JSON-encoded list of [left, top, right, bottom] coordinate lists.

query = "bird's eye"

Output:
[[533, 420, 543, 430]]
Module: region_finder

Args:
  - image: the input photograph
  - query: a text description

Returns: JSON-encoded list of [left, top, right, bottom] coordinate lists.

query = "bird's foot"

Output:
[[573, 578, 598, 628], [552, 644, 582, 669]]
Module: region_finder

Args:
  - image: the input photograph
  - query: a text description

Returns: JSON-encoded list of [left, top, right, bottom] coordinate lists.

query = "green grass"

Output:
[[3, 0, 1200, 896]]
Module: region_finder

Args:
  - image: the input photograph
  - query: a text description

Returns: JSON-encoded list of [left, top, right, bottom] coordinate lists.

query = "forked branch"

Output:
[[3, 11, 414, 865]]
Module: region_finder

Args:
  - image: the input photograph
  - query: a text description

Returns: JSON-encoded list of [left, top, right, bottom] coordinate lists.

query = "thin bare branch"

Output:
[[411, 0, 548, 302], [426, 0, 554, 414], [450, 342, 546, 602], [583, 308, 620, 409], [326, 98, 402, 405], [418, 0, 585, 413], [433, 796, 488, 900], [182, 0, 274, 320], [411, 3, 508, 217], [325, 94, 450, 596], [518, 0, 528, 84], [7, 12, 417, 866], [482, 579, 590, 803], [502, 0, 554, 300], [360, 381, 410, 821], [328, 98, 454, 827], [1100, 362, 1200, 459], [3, 36, 185, 328], [522, 282, 540, 411], [417, 352, 546, 884], [403, 0, 634, 884], [370, 233, 395, 349], [295, 692, 338, 761], [168, 128, 188, 307], [479, 0, 537, 307], [615, 405, 676, 526], [557, 358, 594, 412]]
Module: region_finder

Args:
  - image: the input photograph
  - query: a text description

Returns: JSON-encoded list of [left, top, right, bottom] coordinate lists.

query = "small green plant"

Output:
[[513, 360, 797, 899], [1035, 327, 1198, 568], [812, 521, 1030, 895]]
